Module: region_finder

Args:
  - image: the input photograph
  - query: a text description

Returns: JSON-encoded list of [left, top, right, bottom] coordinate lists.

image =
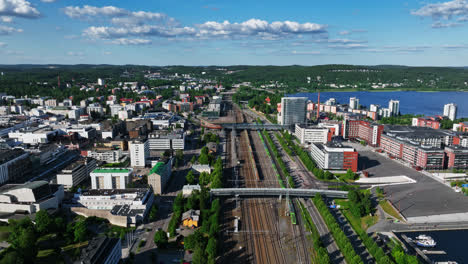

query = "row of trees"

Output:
[[313, 195, 364, 264], [342, 190, 394, 264], [261, 130, 295, 188], [275, 133, 294, 157], [184, 198, 221, 264], [298, 202, 331, 264]]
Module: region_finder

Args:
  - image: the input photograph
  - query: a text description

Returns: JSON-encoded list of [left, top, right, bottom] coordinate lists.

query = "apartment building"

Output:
[[90, 168, 133, 189]]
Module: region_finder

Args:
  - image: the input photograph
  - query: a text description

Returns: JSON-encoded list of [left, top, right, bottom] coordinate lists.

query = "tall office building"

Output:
[[349, 97, 359, 110], [279, 97, 307, 126], [388, 99, 400, 116], [129, 139, 150, 168], [443, 103, 457, 121]]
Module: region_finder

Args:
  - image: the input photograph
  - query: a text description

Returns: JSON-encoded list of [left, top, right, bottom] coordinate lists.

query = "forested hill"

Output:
[[0, 64, 467, 93]]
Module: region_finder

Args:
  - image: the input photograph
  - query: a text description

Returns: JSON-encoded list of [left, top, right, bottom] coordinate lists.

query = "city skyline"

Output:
[[1, 0, 468, 66]]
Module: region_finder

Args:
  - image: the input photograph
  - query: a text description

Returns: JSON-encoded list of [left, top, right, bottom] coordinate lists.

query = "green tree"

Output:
[[186, 170, 195, 184], [35, 210, 53, 234], [154, 230, 168, 248], [205, 237, 217, 259], [74, 221, 88, 242], [190, 155, 197, 164]]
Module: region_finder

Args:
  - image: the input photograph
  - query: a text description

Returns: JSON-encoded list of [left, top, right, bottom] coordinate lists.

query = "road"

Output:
[[303, 198, 346, 264]]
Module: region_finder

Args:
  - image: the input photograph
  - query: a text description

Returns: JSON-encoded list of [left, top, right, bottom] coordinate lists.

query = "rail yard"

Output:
[[220, 100, 311, 264]]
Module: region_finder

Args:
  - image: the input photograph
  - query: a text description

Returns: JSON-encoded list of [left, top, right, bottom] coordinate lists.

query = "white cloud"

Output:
[[441, 44, 468, 49], [432, 21, 462, 28], [0, 25, 22, 35], [412, 0, 468, 19], [291, 50, 321, 55], [83, 25, 197, 39], [0, 16, 12, 22], [0, 42, 6, 47], [328, 43, 368, 49], [82, 18, 326, 42], [196, 19, 326, 38], [338, 30, 350, 35], [103, 51, 112, 55], [0, 0, 40, 18], [41, 0, 57, 2], [63, 5, 127, 19], [63, 5, 170, 26], [66, 5, 327, 43], [327, 38, 367, 44], [111, 38, 152, 45]]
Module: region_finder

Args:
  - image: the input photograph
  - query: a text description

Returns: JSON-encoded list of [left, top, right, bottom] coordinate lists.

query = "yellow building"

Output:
[[182, 209, 200, 228]]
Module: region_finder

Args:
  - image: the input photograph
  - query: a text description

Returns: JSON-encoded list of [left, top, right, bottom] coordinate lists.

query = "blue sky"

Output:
[[1, 0, 468, 66]]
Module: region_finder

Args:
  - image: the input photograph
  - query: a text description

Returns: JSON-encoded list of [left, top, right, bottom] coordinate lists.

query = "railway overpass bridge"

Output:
[[221, 123, 290, 130], [210, 188, 348, 198]]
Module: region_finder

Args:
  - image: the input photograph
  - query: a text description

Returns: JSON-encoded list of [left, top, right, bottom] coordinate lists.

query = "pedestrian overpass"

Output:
[[210, 188, 348, 198], [221, 123, 290, 130]]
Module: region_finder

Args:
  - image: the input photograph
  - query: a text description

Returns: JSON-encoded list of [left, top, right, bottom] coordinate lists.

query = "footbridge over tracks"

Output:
[[221, 123, 291, 130], [210, 188, 348, 198]]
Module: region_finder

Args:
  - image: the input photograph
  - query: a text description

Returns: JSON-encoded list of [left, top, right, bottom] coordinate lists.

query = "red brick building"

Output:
[[342, 119, 384, 147], [445, 146, 468, 169], [412, 117, 441, 129]]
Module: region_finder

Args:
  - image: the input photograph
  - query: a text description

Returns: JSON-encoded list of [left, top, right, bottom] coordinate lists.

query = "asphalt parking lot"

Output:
[[356, 149, 468, 218]]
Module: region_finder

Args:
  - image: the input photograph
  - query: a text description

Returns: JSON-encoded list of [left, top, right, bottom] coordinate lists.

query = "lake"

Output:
[[288, 91, 468, 118], [396, 230, 468, 263]]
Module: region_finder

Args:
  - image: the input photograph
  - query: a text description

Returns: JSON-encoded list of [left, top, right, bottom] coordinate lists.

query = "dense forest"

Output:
[[1, 64, 468, 100]]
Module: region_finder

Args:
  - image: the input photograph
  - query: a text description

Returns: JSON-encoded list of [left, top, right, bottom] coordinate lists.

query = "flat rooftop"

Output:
[[80, 188, 148, 199], [91, 168, 131, 174], [111, 204, 145, 216], [385, 125, 453, 138]]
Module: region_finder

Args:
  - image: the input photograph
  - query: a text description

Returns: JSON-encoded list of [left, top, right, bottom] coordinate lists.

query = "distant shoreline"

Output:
[[295, 89, 468, 93]]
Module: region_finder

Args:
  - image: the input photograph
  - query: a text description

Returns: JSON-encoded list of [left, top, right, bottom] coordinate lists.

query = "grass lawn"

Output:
[[379, 200, 403, 221], [335, 199, 378, 231]]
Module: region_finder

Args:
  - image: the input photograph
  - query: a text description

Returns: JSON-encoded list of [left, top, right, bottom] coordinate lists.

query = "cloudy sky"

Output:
[[1, 0, 468, 65]]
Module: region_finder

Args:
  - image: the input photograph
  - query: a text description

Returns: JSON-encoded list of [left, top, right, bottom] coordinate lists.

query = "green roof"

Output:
[[92, 168, 131, 174], [149, 162, 166, 175]]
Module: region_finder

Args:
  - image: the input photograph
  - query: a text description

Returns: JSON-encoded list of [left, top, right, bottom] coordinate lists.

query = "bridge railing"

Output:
[[210, 188, 348, 198]]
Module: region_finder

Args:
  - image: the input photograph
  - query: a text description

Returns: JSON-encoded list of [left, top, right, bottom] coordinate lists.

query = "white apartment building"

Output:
[[129, 140, 149, 167], [90, 168, 133, 189], [370, 104, 379, 113], [388, 99, 400, 116], [294, 124, 329, 144], [97, 78, 105, 86], [444, 103, 457, 121], [87, 149, 123, 163], [148, 131, 185, 150], [349, 97, 359, 110], [87, 103, 104, 116], [44, 99, 57, 107], [325, 98, 336, 106]]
